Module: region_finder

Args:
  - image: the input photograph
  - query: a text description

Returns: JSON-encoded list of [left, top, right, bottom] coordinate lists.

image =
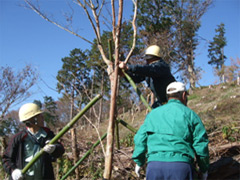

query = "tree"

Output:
[[33, 98, 57, 126], [0, 114, 19, 137], [87, 24, 142, 117], [170, 0, 212, 89], [0, 65, 38, 120], [137, 0, 212, 89], [57, 48, 92, 110], [56, 48, 90, 179], [208, 23, 227, 82], [221, 57, 240, 83], [43, 96, 58, 126], [174, 0, 204, 88], [137, 0, 176, 63], [23, 0, 137, 178]]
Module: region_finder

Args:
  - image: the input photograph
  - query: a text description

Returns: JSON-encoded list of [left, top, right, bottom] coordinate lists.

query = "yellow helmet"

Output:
[[145, 45, 161, 58], [19, 103, 43, 122]]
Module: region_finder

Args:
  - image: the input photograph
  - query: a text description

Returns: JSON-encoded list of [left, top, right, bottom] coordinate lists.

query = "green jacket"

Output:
[[132, 99, 209, 173]]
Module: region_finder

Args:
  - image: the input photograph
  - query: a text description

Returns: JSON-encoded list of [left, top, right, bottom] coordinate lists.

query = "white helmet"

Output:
[[19, 103, 43, 122], [145, 45, 161, 58]]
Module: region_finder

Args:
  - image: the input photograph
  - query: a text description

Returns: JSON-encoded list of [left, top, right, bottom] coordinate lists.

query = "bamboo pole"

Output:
[[61, 133, 107, 180], [21, 94, 102, 174], [61, 119, 137, 179], [117, 119, 137, 134], [115, 120, 120, 150], [122, 70, 152, 112]]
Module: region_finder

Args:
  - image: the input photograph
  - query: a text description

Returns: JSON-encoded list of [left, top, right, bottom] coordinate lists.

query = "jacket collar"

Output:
[[168, 99, 182, 104]]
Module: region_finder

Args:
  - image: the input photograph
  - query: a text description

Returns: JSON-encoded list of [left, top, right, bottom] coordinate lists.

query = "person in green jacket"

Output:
[[132, 81, 209, 180]]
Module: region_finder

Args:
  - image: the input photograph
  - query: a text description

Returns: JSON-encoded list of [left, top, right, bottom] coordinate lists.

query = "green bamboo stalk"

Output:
[[122, 70, 152, 112], [22, 94, 102, 174], [115, 121, 120, 150], [116, 119, 137, 134], [61, 133, 107, 180]]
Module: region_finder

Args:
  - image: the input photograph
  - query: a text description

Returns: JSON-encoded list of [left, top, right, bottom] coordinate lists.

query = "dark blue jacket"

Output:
[[127, 58, 176, 106]]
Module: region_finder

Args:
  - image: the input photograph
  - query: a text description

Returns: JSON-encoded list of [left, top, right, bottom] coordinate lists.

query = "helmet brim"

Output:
[[20, 111, 43, 122], [144, 55, 157, 60]]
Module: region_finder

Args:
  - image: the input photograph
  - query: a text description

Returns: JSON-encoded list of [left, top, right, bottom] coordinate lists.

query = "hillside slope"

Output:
[[188, 83, 240, 179], [55, 83, 240, 179], [112, 83, 240, 179]]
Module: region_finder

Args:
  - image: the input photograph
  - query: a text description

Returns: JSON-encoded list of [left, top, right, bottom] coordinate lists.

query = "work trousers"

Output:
[[146, 161, 193, 180]]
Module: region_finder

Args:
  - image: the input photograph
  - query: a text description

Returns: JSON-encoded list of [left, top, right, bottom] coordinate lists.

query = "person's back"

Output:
[[128, 58, 176, 105], [132, 82, 209, 180], [144, 99, 205, 164], [119, 45, 176, 107]]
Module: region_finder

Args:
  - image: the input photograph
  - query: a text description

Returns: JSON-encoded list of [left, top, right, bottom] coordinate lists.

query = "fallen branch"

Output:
[[209, 142, 240, 156], [210, 142, 240, 151]]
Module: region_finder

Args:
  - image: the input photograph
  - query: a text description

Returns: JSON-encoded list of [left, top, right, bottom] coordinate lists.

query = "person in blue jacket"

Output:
[[119, 45, 176, 108], [132, 82, 209, 180], [2, 103, 65, 180]]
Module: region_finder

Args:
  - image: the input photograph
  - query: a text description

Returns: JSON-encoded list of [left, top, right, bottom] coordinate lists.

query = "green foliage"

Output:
[[56, 156, 73, 179], [208, 23, 227, 69], [88, 155, 104, 180], [137, 0, 212, 87], [137, 0, 175, 63], [0, 156, 8, 180], [43, 96, 58, 126], [33, 97, 58, 126], [57, 48, 90, 93], [137, 0, 174, 33], [0, 118, 19, 136], [56, 48, 91, 111], [222, 123, 239, 142], [88, 27, 143, 108], [188, 94, 200, 101], [173, 0, 210, 75], [88, 30, 111, 98], [120, 133, 135, 147], [33, 100, 42, 109]]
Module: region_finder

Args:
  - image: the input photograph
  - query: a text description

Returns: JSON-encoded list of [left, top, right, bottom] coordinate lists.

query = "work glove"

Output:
[[201, 171, 208, 180], [43, 140, 56, 154], [11, 169, 23, 180], [135, 164, 141, 177]]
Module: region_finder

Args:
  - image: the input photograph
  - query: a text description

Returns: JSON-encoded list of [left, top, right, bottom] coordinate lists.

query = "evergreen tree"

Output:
[[33, 100, 42, 108], [43, 96, 58, 126], [33, 98, 57, 126], [208, 23, 227, 70], [88, 30, 110, 98], [136, 0, 212, 89], [56, 48, 91, 109], [137, 0, 175, 63]]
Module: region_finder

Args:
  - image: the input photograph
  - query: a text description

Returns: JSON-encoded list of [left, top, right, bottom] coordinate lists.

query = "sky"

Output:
[[0, 0, 240, 111]]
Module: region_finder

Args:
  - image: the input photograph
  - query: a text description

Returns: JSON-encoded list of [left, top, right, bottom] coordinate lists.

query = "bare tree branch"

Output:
[[83, 114, 106, 156], [0, 65, 38, 119], [124, 0, 138, 63], [111, 0, 116, 42], [76, 0, 111, 67], [24, 0, 93, 44]]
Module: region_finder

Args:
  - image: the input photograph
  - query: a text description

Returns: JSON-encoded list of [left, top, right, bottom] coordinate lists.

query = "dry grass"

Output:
[[61, 83, 240, 179]]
